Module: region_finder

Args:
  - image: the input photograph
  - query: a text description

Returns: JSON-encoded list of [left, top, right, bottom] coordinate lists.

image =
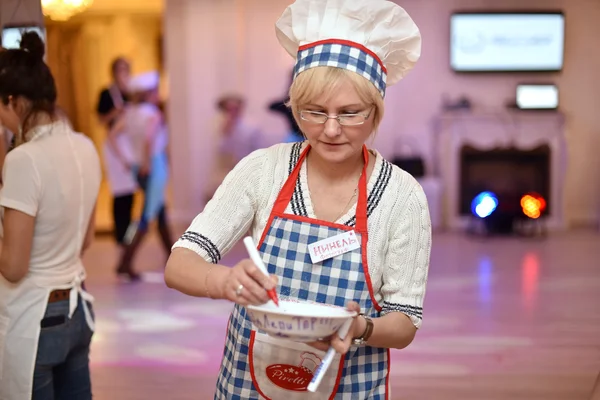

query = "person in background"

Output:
[[0, 47, 12, 185], [0, 126, 10, 185], [268, 69, 304, 143], [165, 0, 429, 398], [0, 32, 101, 399], [206, 94, 263, 201], [108, 71, 173, 280], [96, 57, 138, 257]]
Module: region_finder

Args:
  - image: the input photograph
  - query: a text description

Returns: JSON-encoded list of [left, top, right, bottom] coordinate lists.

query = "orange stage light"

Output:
[[520, 192, 547, 219]]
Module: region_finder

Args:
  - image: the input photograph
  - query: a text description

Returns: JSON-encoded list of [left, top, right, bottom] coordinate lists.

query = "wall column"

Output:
[[164, 0, 243, 225]]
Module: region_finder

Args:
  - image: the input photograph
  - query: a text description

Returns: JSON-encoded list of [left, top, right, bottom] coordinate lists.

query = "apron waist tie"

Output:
[[68, 276, 95, 332]]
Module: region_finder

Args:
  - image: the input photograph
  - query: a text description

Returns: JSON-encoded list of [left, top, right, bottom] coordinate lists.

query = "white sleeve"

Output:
[[172, 148, 267, 263], [380, 182, 432, 328], [0, 149, 41, 217]]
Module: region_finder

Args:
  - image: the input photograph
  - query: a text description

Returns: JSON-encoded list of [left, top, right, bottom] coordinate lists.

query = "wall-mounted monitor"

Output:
[[516, 84, 559, 110], [450, 12, 565, 72], [1, 24, 46, 50]]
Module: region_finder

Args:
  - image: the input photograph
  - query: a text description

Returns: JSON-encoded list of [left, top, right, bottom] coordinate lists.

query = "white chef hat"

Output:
[[275, 0, 421, 98], [128, 70, 160, 93]]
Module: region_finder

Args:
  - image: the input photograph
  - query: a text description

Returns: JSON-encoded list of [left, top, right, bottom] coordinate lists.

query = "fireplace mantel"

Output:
[[433, 110, 567, 230]]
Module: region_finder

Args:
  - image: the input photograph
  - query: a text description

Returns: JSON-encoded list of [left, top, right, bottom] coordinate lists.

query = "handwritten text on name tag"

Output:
[[308, 230, 360, 263]]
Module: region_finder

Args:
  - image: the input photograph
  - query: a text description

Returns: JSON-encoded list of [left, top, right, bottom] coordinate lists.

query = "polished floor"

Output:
[[82, 228, 600, 400]]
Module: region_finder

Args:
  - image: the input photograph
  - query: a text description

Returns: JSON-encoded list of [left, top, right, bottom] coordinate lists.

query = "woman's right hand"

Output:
[[222, 259, 278, 306]]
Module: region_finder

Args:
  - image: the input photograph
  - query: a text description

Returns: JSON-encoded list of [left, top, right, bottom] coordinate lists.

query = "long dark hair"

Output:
[[0, 31, 57, 136]]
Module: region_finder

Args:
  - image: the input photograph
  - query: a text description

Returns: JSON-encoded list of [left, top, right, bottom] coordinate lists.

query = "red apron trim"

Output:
[[360, 230, 381, 312], [271, 145, 311, 215], [328, 357, 346, 400], [354, 146, 370, 234], [248, 332, 268, 399], [258, 213, 278, 249], [385, 349, 391, 400], [272, 212, 355, 232]]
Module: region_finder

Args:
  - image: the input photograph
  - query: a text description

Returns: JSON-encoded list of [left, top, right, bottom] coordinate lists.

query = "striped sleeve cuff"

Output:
[[381, 301, 423, 329], [172, 231, 222, 264]]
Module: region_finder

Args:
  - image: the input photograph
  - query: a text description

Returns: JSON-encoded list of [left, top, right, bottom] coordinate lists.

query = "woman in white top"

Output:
[[0, 32, 101, 399], [165, 1, 430, 398], [109, 71, 173, 280]]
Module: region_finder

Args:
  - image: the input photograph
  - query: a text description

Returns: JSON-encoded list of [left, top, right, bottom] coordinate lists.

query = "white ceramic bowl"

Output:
[[246, 299, 357, 342]]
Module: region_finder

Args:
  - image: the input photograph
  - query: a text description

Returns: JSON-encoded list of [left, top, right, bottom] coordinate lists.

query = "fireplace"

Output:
[[433, 110, 567, 230], [459, 145, 551, 216]]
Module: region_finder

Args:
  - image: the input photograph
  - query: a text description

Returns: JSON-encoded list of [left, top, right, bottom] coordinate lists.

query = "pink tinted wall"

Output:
[[165, 0, 600, 227]]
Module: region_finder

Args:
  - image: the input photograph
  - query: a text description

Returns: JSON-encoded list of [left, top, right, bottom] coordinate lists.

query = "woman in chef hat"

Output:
[[165, 0, 430, 398], [108, 71, 174, 280]]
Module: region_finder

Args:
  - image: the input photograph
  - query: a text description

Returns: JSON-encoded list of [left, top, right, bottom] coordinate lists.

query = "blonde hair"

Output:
[[288, 66, 385, 133]]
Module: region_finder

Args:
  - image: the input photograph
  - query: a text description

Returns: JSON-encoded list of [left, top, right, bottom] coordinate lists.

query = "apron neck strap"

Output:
[[273, 144, 370, 233], [272, 144, 310, 214], [354, 145, 369, 233]]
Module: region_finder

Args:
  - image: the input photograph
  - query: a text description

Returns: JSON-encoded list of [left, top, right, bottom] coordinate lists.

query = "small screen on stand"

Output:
[[516, 84, 559, 110], [1, 26, 46, 49]]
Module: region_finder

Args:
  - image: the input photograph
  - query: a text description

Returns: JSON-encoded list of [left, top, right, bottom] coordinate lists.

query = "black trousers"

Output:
[[112, 194, 134, 245]]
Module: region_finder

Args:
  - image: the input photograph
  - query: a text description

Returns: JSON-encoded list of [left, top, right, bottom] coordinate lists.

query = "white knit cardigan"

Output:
[[173, 142, 431, 328]]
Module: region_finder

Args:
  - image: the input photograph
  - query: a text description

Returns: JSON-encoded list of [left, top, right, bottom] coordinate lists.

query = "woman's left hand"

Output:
[[307, 301, 365, 355]]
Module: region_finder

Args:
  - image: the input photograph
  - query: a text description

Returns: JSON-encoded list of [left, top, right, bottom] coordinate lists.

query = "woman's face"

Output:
[[298, 78, 374, 165], [0, 99, 21, 134], [114, 61, 131, 91]]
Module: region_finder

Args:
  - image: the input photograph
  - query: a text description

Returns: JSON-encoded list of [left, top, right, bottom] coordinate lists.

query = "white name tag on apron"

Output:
[[308, 230, 360, 263]]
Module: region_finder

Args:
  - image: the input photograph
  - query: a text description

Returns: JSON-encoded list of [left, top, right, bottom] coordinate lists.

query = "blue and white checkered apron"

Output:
[[215, 145, 390, 399]]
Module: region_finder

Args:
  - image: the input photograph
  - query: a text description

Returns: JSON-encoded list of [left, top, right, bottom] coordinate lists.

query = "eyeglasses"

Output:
[[299, 107, 373, 126]]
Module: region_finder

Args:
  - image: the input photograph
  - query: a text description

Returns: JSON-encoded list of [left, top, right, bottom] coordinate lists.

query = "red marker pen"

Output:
[[243, 236, 280, 307]]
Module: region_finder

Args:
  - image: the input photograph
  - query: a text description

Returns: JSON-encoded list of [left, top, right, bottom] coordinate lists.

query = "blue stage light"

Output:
[[471, 191, 498, 218]]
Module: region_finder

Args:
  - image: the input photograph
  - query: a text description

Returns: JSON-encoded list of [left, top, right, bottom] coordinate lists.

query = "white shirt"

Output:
[[0, 120, 101, 284], [173, 142, 432, 328], [123, 103, 167, 164], [102, 137, 137, 197]]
